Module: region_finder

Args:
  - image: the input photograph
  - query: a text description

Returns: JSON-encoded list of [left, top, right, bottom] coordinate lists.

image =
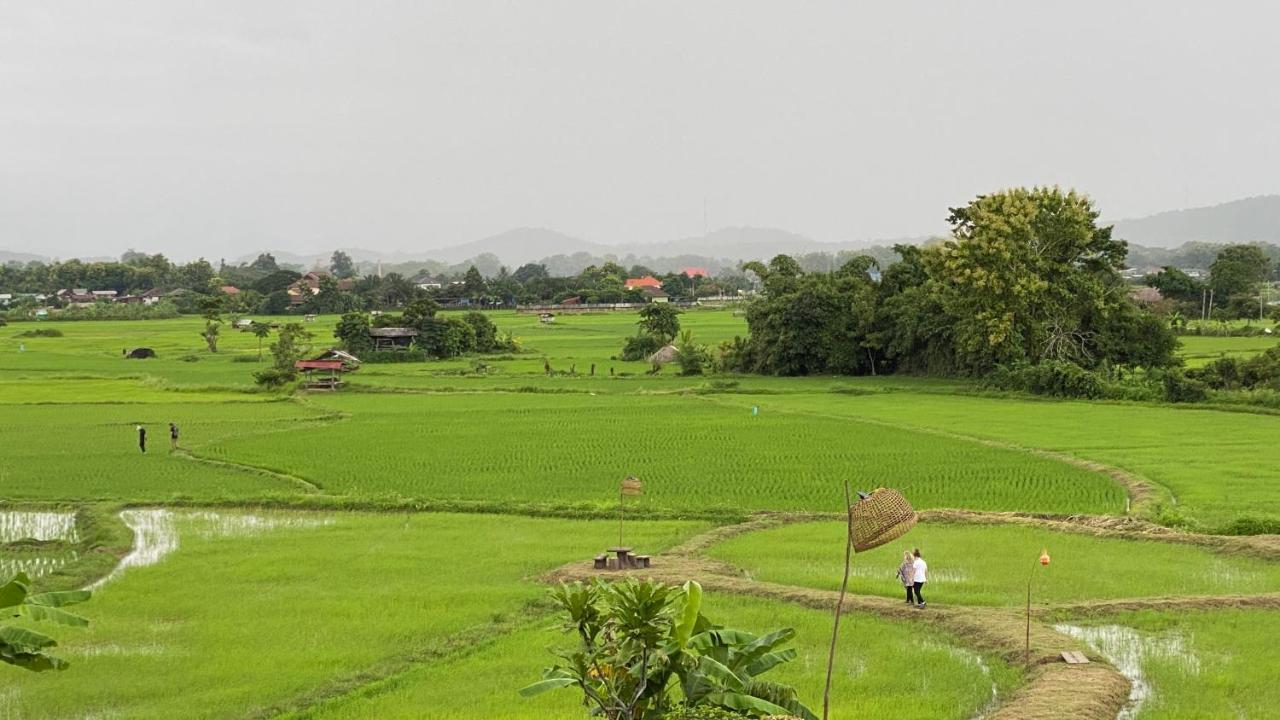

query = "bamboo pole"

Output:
[[822, 481, 854, 720]]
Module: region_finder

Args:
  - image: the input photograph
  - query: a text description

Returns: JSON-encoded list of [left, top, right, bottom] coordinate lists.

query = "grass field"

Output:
[[1055, 609, 1280, 719], [0, 511, 706, 719], [296, 596, 1017, 720], [1176, 334, 1280, 368], [706, 520, 1280, 606], [3, 309, 1278, 719], [198, 393, 1122, 515], [704, 392, 1280, 530]]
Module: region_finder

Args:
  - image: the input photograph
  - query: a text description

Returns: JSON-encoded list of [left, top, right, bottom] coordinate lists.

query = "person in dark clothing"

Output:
[[137, 425, 147, 454], [169, 423, 179, 451]]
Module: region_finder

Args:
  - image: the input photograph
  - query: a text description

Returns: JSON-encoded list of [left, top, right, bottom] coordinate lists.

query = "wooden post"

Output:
[[822, 481, 854, 720], [1025, 568, 1033, 666], [619, 476, 643, 548]]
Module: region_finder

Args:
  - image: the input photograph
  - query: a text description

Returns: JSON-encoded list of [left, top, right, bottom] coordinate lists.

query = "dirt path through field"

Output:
[[546, 512, 1280, 720]]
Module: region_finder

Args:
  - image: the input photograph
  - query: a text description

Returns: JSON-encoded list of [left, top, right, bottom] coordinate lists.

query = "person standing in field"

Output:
[[169, 423, 179, 451], [911, 548, 928, 607], [137, 425, 147, 454], [896, 550, 915, 603]]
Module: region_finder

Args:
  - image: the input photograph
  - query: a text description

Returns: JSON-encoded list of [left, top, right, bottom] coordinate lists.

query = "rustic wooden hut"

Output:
[[294, 360, 345, 390], [368, 327, 418, 351]]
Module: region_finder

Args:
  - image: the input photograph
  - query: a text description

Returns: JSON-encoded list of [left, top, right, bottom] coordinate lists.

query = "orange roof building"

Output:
[[681, 267, 709, 278], [624, 275, 664, 289]]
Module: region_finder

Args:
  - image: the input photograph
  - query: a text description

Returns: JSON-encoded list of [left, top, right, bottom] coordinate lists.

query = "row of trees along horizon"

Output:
[[0, 250, 755, 315], [4, 187, 1278, 404]]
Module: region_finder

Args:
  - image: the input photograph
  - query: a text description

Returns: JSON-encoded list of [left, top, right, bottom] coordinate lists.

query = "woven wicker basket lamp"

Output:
[[823, 485, 917, 720], [851, 488, 917, 552]]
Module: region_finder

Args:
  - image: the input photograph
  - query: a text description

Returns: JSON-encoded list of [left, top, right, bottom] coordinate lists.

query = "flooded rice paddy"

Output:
[[0, 510, 80, 581], [1055, 623, 1201, 720], [87, 508, 333, 589]]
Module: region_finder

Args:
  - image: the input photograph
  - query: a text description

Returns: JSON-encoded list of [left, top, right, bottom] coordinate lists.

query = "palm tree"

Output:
[[251, 322, 271, 362]]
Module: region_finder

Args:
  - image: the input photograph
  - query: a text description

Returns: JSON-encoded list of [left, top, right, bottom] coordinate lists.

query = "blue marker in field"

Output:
[[751, 405, 759, 416]]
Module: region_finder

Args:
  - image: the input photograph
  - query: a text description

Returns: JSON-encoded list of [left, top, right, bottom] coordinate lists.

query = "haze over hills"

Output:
[[1111, 195, 1280, 248], [6, 196, 1279, 272], [227, 227, 928, 272]]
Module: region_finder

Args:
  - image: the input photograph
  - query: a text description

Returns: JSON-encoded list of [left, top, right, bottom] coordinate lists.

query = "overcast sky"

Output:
[[2, 1, 1278, 260]]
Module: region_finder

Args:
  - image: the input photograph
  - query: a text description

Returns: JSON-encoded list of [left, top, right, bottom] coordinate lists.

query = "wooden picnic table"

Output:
[[607, 547, 633, 566]]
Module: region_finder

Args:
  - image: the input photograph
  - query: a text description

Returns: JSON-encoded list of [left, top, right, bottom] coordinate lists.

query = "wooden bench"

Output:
[[633, 555, 651, 569], [593, 554, 607, 570]]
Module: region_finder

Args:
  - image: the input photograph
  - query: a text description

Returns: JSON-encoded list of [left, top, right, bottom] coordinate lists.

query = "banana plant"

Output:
[[1, 573, 91, 672], [522, 579, 815, 719]]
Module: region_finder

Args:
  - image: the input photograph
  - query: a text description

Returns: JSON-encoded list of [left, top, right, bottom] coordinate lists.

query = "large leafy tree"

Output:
[[637, 304, 682, 344], [1, 573, 91, 672], [1209, 244, 1271, 304], [743, 259, 878, 376], [249, 253, 280, 273], [333, 312, 372, 353], [1143, 266, 1203, 302], [329, 250, 356, 279], [462, 265, 487, 299], [931, 187, 1129, 372]]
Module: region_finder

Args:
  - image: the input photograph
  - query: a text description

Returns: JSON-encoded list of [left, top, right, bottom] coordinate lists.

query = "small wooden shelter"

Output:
[[294, 359, 345, 390], [368, 327, 418, 351], [313, 349, 362, 371]]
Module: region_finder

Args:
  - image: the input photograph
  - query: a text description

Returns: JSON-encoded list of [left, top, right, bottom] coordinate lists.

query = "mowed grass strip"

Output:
[[0, 402, 323, 500], [0, 377, 275, 404], [201, 393, 1122, 515], [706, 521, 1280, 606], [295, 595, 1015, 720], [2, 511, 706, 720], [717, 392, 1280, 529]]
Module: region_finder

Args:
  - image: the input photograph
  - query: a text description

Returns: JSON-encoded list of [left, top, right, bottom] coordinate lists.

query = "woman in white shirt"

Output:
[[911, 548, 928, 607]]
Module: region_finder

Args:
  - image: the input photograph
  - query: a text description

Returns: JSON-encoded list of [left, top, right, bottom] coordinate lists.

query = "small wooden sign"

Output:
[[1061, 651, 1091, 665], [621, 477, 644, 497]]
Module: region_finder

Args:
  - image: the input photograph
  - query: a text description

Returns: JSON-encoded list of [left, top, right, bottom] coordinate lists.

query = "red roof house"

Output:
[[681, 267, 709, 278], [624, 276, 664, 289]]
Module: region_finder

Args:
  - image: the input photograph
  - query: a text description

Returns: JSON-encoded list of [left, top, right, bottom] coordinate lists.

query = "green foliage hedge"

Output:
[[361, 350, 431, 364], [621, 333, 664, 361], [984, 361, 1108, 399]]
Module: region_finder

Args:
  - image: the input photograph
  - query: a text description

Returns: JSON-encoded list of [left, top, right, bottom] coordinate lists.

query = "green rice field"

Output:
[[3, 309, 1278, 719], [707, 520, 1280, 606], [1055, 609, 1280, 719]]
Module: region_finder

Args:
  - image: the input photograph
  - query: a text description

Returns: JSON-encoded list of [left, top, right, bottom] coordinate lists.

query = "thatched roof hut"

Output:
[[647, 344, 680, 364]]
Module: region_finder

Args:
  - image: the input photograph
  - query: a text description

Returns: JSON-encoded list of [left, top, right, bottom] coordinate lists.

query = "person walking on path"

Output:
[[137, 425, 147, 454], [896, 550, 915, 603], [911, 548, 928, 607], [169, 423, 179, 451]]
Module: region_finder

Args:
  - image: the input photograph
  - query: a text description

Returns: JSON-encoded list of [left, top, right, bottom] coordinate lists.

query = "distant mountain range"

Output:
[[7, 195, 1279, 270], [0, 250, 49, 265], [229, 226, 930, 272], [1111, 195, 1280, 248]]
